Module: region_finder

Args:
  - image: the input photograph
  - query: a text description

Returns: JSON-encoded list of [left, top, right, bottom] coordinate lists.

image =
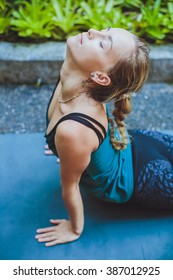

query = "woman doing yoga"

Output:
[[35, 27, 173, 246]]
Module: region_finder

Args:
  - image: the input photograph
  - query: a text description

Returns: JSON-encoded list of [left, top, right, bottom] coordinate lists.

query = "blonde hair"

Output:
[[85, 35, 150, 150]]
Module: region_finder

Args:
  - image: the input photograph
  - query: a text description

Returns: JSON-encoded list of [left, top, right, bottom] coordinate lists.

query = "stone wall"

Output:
[[0, 42, 173, 84]]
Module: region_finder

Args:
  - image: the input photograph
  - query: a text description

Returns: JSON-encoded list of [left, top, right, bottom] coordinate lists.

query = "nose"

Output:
[[87, 29, 102, 39]]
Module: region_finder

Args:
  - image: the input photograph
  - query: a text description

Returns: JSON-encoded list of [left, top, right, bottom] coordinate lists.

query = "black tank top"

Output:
[[45, 111, 107, 158], [45, 77, 107, 156]]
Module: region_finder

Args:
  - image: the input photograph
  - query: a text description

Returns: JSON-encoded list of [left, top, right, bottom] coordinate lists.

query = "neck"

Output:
[[60, 61, 89, 99]]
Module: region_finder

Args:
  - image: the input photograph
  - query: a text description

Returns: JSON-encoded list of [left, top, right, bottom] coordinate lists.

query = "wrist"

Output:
[[72, 224, 83, 236], [74, 229, 83, 235]]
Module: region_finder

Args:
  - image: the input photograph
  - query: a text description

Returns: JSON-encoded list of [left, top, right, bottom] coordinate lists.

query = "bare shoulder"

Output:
[[54, 120, 98, 173], [55, 119, 98, 154], [54, 120, 95, 178], [56, 120, 84, 141]]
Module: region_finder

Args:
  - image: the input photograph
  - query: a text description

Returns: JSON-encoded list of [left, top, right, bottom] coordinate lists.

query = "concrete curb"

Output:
[[0, 42, 173, 84]]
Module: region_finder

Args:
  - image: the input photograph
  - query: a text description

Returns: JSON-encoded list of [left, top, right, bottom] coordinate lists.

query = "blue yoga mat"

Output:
[[0, 133, 173, 260]]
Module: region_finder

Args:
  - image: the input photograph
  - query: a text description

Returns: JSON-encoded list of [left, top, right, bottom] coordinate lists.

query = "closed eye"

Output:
[[100, 27, 111, 49]]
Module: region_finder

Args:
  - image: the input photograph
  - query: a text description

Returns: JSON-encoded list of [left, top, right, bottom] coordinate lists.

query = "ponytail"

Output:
[[109, 95, 131, 150]]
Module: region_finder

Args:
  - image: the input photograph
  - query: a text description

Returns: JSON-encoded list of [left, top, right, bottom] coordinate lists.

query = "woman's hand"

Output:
[[35, 219, 81, 246]]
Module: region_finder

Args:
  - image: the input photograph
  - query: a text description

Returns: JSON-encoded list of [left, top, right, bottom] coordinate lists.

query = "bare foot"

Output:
[[44, 144, 60, 163], [44, 144, 54, 155]]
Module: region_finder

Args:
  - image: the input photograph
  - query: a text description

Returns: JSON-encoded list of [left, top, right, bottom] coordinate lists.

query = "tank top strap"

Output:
[[51, 112, 107, 145], [58, 113, 106, 137]]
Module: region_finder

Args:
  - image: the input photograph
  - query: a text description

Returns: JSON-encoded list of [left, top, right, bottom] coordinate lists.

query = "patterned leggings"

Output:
[[129, 130, 173, 210]]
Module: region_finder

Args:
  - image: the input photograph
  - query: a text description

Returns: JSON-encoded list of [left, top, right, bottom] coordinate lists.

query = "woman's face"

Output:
[[66, 27, 135, 74]]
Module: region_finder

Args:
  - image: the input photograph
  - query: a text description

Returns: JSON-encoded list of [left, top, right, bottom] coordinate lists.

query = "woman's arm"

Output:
[[35, 120, 96, 246]]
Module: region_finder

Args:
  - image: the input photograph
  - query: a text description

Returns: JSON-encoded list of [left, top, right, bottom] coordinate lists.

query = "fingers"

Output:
[[35, 233, 62, 247], [36, 235, 56, 243], [45, 240, 62, 247], [35, 220, 80, 246], [36, 219, 64, 234], [50, 219, 63, 224], [35, 227, 58, 245], [36, 226, 57, 234], [35, 225, 58, 244], [35, 231, 54, 239]]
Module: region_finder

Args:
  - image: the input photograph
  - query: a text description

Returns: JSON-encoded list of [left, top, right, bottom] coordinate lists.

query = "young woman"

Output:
[[35, 28, 173, 247]]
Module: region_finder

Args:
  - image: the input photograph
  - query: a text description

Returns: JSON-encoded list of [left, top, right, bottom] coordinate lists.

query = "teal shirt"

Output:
[[80, 108, 134, 203]]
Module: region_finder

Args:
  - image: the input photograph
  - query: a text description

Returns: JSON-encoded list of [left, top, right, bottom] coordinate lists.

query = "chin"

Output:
[[66, 36, 72, 45], [66, 37, 74, 51], [67, 34, 76, 44], [67, 36, 80, 55]]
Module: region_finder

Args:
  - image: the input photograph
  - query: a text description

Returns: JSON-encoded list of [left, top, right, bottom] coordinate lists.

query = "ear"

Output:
[[90, 71, 111, 86]]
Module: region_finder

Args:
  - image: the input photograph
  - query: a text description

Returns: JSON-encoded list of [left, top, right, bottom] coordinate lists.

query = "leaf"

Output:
[[153, 0, 161, 18], [147, 28, 165, 40], [80, 2, 93, 18], [105, 0, 115, 13], [51, 0, 63, 21], [168, 2, 173, 22], [0, 0, 6, 10], [0, 0, 173, 43]]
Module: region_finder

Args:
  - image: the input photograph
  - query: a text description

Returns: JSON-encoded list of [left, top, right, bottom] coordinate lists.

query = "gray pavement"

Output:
[[0, 42, 173, 84], [0, 82, 173, 134]]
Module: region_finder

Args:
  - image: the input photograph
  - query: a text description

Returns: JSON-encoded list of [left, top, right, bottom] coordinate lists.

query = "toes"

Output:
[[44, 149, 54, 155]]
